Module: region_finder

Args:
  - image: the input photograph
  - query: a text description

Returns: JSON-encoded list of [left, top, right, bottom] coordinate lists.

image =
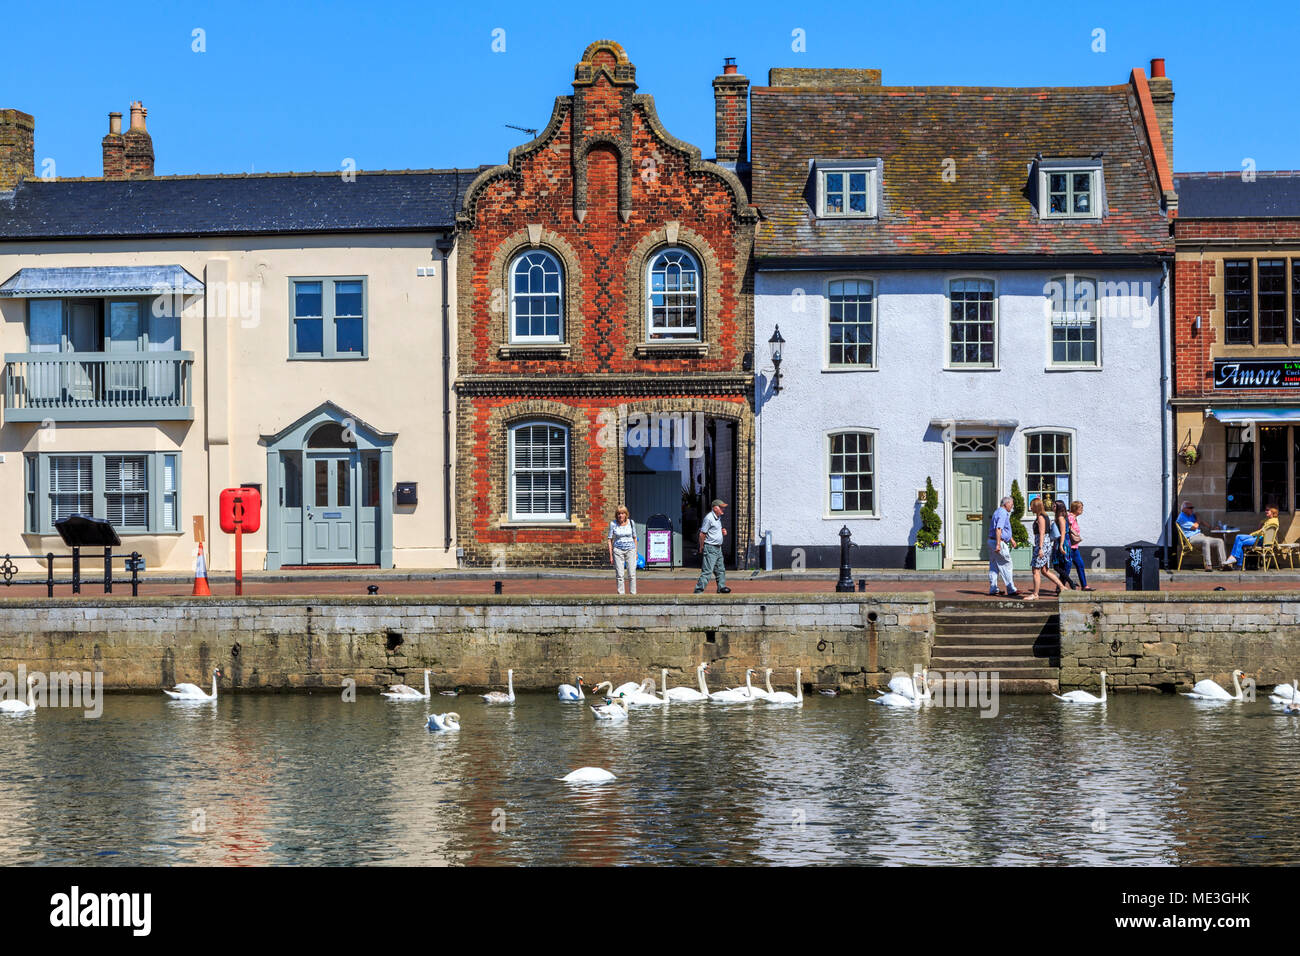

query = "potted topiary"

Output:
[[914, 476, 943, 570], [1009, 479, 1032, 571]]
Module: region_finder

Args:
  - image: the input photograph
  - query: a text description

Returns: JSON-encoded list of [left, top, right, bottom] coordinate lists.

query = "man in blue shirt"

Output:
[[988, 496, 1019, 597], [1177, 501, 1226, 571], [694, 499, 731, 594]]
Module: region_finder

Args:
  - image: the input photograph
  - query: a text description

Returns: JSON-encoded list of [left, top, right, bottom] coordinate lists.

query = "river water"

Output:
[[2, 689, 1297, 866]]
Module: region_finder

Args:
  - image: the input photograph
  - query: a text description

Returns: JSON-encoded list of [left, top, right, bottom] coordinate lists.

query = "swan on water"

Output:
[[612, 679, 643, 698], [0, 676, 37, 714], [1280, 681, 1300, 716], [562, 767, 616, 784], [661, 664, 709, 702], [481, 669, 515, 704], [727, 669, 768, 700], [382, 669, 432, 700], [887, 668, 932, 701], [762, 668, 803, 706], [1053, 671, 1107, 704], [871, 674, 923, 708], [164, 668, 222, 701], [558, 677, 585, 701], [620, 679, 665, 706], [705, 667, 753, 703], [426, 712, 461, 731], [1268, 681, 1297, 704], [1182, 669, 1246, 701], [591, 697, 629, 721]]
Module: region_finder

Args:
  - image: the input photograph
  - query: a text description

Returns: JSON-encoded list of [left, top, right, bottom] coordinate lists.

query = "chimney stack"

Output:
[[1147, 58, 1174, 175], [0, 108, 35, 190], [102, 112, 125, 179], [103, 100, 155, 180], [713, 58, 749, 169]]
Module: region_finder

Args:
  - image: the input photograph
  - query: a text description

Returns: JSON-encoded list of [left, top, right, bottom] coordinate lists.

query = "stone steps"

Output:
[[931, 604, 1062, 693]]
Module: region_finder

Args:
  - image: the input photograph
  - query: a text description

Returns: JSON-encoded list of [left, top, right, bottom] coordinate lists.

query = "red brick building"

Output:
[[454, 41, 758, 567], [1172, 171, 1300, 545]]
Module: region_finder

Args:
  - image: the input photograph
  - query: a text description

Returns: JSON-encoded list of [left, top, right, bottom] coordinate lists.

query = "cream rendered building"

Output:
[[0, 169, 474, 572]]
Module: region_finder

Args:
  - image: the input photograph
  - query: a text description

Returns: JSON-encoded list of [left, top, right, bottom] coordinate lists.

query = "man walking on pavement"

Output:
[[988, 495, 1020, 597], [695, 499, 732, 594]]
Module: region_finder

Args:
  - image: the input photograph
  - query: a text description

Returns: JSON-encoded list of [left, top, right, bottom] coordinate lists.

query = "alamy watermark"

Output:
[[0, 666, 103, 718], [595, 405, 706, 459]]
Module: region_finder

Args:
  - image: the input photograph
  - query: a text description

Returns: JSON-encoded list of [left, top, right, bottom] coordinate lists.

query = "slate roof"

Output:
[[0, 169, 486, 240], [751, 82, 1172, 262], [1174, 172, 1300, 218]]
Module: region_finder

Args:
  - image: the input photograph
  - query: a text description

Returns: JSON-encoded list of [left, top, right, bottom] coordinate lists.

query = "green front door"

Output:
[[953, 457, 996, 561], [305, 451, 358, 564]]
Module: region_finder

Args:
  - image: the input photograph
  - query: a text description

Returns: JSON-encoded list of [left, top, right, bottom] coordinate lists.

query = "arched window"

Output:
[[510, 251, 563, 343], [508, 421, 569, 520], [647, 248, 700, 340], [307, 421, 352, 448]]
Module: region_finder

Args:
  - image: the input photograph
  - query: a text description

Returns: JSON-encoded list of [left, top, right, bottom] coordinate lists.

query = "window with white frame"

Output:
[[948, 279, 996, 367], [291, 277, 367, 358], [827, 279, 875, 367], [1039, 164, 1103, 219], [828, 431, 875, 515], [509, 251, 563, 342], [1048, 275, 1099, 367], [647, 248, 700, 340], [817, 164, 877, 218], [508, 422, 569, 520], [1025, 432, 1073, 507], [25, 452, 179, 534]]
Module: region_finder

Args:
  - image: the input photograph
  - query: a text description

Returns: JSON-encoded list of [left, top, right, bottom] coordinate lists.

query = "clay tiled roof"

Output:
[[751, 82, 1172, 261]]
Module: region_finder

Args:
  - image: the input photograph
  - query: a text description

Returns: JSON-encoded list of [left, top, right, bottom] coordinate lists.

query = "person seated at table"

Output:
[[1224, 505, 1280, 568], [1176, 501, 1228, 571]]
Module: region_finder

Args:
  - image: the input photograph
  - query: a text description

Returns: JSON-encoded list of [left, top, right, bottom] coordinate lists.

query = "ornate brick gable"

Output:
[[453, 41, 758, 567]]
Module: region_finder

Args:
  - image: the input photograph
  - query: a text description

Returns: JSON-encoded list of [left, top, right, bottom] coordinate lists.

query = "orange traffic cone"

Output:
[[192, 543, 212, 596]]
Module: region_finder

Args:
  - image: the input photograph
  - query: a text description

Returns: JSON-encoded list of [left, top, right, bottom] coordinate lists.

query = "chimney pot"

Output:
[[723, 57, 737, 75], [129, 101, 147, 131], [1150, 57, 1166, 78], [108, 112, 122, 135]]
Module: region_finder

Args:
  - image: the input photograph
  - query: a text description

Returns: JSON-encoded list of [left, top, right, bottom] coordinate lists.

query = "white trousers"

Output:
[[614, 547, 637, 594]]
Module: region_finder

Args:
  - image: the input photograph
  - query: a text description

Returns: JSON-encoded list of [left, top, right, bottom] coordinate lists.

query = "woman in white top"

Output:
[[608, 504, 639, 595]]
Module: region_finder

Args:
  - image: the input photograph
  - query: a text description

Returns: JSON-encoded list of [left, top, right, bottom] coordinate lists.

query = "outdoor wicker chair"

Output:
[[1243, 524, 1281, 571]]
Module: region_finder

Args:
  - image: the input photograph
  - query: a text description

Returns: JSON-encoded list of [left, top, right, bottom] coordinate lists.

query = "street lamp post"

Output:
[[768, 326, 786, 394]]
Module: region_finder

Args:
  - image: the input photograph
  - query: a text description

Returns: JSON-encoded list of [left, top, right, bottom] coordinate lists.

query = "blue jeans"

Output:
[[1231, 534, 1259, 565], [1068, 547, 1088, 587]]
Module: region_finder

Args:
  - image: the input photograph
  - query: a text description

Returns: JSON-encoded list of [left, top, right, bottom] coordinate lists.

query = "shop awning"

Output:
[[0, 265, 204, 298], [1207, 408, 1300, 424]]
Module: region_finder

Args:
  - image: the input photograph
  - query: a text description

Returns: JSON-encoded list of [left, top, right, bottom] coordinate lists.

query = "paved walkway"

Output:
[[0, 567, 1294, 600]]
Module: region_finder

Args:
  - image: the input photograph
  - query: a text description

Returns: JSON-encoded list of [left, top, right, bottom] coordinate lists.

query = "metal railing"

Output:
[[2, 352, 194, 420], [0, 551, 144, 597]]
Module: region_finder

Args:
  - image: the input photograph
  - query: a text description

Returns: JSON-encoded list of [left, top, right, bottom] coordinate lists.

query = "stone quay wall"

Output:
[[0, 594, 934, 694], [1059, 591, 1300, 692]]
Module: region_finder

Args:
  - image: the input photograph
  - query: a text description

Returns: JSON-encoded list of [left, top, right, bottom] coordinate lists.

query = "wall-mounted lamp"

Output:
[[769, 325, 786, 394], [1194, 314, 1202, 333]]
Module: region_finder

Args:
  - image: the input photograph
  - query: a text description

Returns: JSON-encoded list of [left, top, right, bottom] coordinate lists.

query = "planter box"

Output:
[[914, 545, 943, 571], [1011, 546, 1032, 571]]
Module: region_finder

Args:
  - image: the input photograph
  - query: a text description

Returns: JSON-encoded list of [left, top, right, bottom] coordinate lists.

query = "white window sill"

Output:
[[1045, 364, 1103, 372], [943, 365, 1001, 372], [823, 513, 881, 520], [822, 365, 878, 373], [500, 520, 577, 529]]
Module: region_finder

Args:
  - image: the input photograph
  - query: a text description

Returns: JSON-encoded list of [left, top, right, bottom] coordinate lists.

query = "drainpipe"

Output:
[[436, 233, 455, 552], [1160, 261, 1172, 558]]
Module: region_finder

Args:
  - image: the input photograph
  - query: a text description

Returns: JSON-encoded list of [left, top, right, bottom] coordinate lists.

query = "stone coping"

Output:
[[0, 592, 936, 610], [1059, 591, 1300, 605]]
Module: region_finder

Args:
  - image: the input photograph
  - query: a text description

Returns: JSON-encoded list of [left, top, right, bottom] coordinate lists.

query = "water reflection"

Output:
[[0, 691, 1296, 865]]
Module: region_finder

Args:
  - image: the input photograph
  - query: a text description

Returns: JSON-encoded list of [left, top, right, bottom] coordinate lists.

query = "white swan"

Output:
[[1268, 681, 1297, 704], [591, 697, 629, 721], [558, 676, 585, 701], [762, 668, 803, 706], [887, 668, 932, 701], [164, 668, 221, 701], [621, 678, 665, 706], [562, 767, 616, 784], [1182, 669, 1245, 701], [1283, 682, 1300, 716], [613, 680, 643, 698], [872, 675, 923, 708], [662, 664, 709, 702], [1053, 670, 1107, 704], [382, 669, 431, 700], [426, 711, 460, 731], [0, 676, 37, 714], [481, 669, 515, 704], [727, 669, 768, 700]]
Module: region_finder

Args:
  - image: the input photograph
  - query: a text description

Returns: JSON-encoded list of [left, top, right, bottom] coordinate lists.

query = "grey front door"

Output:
[[305, 451, 358, 563], [953, 457, 997, 561]]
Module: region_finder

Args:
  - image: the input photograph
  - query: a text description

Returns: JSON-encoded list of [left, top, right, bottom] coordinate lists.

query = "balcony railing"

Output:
[[3, 352, 195, 422]]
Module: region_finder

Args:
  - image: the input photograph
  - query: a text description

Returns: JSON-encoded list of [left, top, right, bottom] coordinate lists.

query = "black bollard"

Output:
[[367, 584, 379, 595], [46, 553, 54, 598], [494, 580, 503, 595], [835, 526, 855, 592], [857, 578, 866, 592], [104, 546, 112, 594], [72, 547, 81, 595], [130, 551, 140, 597]]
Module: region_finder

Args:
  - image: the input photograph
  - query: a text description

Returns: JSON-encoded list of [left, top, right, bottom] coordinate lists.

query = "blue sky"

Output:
[[3, 0, 1296, 178]]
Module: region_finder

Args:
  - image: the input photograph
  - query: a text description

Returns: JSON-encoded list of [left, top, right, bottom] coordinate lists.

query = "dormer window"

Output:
[[1037, 160, 1104, 220], [815, 160, 881, 218]]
